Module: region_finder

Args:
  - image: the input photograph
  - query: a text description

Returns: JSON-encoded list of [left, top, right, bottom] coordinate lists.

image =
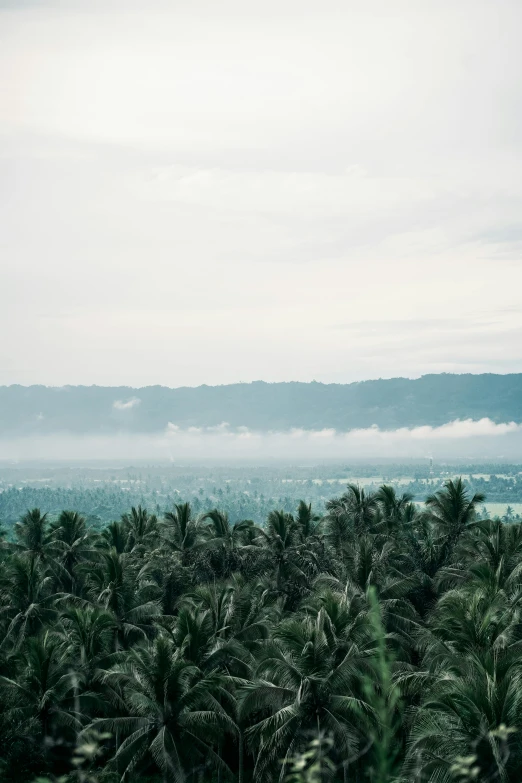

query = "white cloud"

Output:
[[161, 419, 522, 448], [2, 418, 522, 461], [113, 397, 141, 411], [406, 419, 520, 440]]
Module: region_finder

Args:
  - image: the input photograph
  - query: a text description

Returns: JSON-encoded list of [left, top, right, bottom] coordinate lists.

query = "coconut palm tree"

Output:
[[189, 577, 278, 652], [426, 478, 485, 569], [161, 503, 202, 565], [57, 605, 116, 689], [240, 611, 372, 781], [121, 505, 158, 554], [375, 485, 415, 536], [201, 510, 259, 551], [0, 555, 59, 653], [0, 632, 81, 759], [89, 549, 160, 650], [101, 521, 128, 555], [49, 510, 97, 594], [197, 510, 258, 578], [92, 634, 236, 783], [451, 518, 522, 599], [178, 580, 278, 678], [13, 508, 57, 565], [303, 587, 373, 667], [330, 484, 378, 535], [172, 604, 215, 670], [294, 501, 322, 542], [257, 510, 316, 603], [404, 646, 522, 781]]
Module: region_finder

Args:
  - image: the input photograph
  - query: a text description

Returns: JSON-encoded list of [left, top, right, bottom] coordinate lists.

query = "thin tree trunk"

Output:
[[238, 729, 244, 783], [316, 713, 322, 773]]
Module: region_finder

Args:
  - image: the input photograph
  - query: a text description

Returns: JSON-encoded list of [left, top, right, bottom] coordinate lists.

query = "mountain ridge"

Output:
[[1, 373, 522, 435]]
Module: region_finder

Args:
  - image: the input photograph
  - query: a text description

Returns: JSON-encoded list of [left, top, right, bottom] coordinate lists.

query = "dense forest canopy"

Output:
[[2, 373, 522, 434], [1, 462, 522, 525], [1, 478, 522, 782]]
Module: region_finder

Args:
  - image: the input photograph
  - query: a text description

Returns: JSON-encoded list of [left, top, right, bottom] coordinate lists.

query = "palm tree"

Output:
[[92, 635, 236, 782], [240, 611, 372, 780], [144, 553, 192, 618], [189, 577, 277, 653], [294, 501, 322, 542], [426, 478, 485, 569], [455, 518, 522, 598], [324, 485, 378, 562], [201, 509, 258, 550], [89, 549, 160, 650], [303, 587, 373, 667], [375, 485, 415, 535], [161, 503, 202, 565], [404, 620, 522, 779], [13, 508, 56, 564], [324, 498, 353, 559], [101, 521, 128, 555], [172, 604, 215, 669], [332, 484, 378, 535], [57, 605, 116, 690], [202, 509, 233, 545], [199, 510, 264, 579], [258, 511, 300, 594], [314, 542, 419, 659], [178, 580, 277, 678], [399, 481, 485, 619], [0, 555, 59, 653], [121, 505, 158, 554], [0, 632, 81, 760], [50, 510, 97, 594]]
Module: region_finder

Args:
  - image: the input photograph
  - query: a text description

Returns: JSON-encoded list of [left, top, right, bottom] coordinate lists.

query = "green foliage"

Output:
[[359, 588, 402, 783], [0, 479, 521, 783], [285, 736, 336, 783]]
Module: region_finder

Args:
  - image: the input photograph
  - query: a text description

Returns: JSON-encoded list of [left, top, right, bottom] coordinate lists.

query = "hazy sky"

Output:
[[1, 0, 522, 387]]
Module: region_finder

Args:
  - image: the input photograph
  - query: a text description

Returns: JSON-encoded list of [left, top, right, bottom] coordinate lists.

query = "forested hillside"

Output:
[[1, 479, 522, 782], [2, 373, 522, 434]]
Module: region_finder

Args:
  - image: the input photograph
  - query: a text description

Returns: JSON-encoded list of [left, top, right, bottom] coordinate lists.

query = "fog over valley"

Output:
[[2, 417, 522, 462]]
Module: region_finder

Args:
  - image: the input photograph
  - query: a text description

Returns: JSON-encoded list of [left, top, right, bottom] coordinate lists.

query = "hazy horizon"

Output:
[[4, 367, 522, 388]]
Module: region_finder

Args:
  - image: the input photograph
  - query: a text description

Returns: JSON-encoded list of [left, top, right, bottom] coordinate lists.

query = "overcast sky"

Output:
[[1, 0, 522, 388]]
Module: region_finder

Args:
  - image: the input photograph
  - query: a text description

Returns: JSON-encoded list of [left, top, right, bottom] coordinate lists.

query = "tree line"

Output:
[[0, 484, 301, 527], [1, 479, 521, 782]]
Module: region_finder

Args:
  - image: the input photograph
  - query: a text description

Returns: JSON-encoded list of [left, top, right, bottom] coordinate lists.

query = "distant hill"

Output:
[[1, 374, 522, 434], [0, 374, 522, 436]]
